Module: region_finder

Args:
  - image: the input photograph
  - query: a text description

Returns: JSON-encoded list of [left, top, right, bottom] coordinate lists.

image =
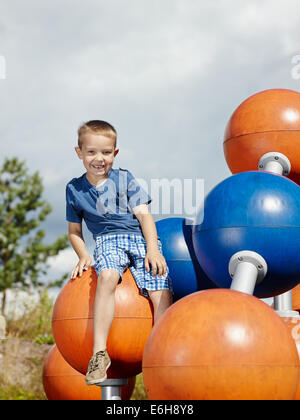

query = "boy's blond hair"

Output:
[[78, 120, 117, 149]]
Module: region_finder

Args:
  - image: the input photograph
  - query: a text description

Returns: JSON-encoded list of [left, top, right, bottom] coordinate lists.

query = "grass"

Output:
[[0, 288, 148, 400], [6, 289, 55, 345], [0, 385, 38, 400], [131, 373, 148, 400], [0, 333, 49, 400]]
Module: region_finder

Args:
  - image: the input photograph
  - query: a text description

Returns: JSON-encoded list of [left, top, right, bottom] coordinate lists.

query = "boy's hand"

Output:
[[71, 254, 92, 279], [145, 249, 167, 277]]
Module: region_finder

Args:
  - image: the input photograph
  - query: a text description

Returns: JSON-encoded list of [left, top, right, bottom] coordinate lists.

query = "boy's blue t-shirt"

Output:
[[66, 168, 151, 239]]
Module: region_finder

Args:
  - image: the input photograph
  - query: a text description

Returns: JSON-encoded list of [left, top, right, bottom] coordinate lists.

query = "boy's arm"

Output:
[[132, 204, 167, 277], [68, 222, 92, 278]]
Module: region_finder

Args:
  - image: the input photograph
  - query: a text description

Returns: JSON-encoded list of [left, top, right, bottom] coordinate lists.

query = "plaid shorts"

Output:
[[93, 233, 173, 298]]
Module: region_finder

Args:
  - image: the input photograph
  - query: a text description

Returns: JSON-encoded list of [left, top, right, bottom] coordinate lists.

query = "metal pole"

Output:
[[229, 251, 268, 296], [273, 290, 299, 318], [97, 378, 128, 400], [230, 261, 258, 295], [258, 152, 291, 176], [101, 386, 122, 400], [264, 160, 285, 175]]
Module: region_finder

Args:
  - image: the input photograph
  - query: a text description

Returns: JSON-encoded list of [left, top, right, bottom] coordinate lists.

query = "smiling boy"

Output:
[[66, 120, 173, 385]]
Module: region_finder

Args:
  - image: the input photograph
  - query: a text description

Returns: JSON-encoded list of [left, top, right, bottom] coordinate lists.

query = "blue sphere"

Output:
[[192, 171, 300, 298], [156, 217, 214, 301]]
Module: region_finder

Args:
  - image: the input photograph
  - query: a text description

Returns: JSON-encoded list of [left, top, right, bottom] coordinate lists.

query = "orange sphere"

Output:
[[142, 289, 300, 400], [224, 89, 300, 184], [292, 283, 300, 313], [52, 267, 153, 378], [42, 345, 136, 400], [282, 317, 300, 400]]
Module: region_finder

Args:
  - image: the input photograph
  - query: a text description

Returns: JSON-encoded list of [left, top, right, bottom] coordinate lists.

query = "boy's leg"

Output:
[[148, 289, 173, 324], [127, 236, 173, 324], [93, 268, 121, 354], [85, 268, 121, 385]]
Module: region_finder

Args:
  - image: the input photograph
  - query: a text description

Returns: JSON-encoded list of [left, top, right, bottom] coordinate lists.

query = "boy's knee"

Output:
[[149, 289, 173, 303], [98, 270, 120, 292]]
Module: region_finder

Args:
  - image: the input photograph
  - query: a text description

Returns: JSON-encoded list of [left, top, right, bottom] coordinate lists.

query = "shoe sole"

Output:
[[85, 360, 111, 385]]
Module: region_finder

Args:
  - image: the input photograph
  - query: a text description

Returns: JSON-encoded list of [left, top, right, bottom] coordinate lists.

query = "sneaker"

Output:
[[85, 350, 111, 385]]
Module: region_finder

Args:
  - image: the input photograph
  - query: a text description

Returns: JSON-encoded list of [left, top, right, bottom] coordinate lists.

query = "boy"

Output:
[[66, 120, 173, 385]]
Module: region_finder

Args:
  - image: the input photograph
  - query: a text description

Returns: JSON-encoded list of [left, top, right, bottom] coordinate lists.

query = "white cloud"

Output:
[[41, 169, 68, 187], [47, 247, 79, 274]]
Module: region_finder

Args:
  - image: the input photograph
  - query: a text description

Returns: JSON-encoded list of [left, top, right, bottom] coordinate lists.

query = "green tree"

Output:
[[0, 157, 69, 315]]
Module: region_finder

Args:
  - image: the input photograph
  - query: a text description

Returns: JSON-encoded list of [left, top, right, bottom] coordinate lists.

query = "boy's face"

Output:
[[75, 133, 119, 182]]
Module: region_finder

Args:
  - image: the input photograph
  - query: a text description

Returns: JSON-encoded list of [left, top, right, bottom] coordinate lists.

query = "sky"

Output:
[[1, 0, 300, 290]]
